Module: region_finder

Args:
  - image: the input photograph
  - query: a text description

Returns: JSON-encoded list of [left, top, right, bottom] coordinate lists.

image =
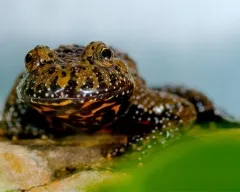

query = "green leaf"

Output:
[[91, 129, 240, 191]]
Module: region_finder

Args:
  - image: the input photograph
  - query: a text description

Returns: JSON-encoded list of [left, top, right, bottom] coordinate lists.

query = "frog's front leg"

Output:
[[1, 75, 50, 139], [153, 85, 240, 127]]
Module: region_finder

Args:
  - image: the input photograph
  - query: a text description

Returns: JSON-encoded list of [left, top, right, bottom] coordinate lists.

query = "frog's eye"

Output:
[[25, 53, 33, 64], [100, 48, 113, 60]]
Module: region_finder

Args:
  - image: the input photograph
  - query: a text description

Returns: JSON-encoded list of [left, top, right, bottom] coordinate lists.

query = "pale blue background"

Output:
[[0, 0, 240, 116]]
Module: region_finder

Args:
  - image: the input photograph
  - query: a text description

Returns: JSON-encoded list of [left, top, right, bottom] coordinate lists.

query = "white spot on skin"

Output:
[[153, 105, 164, 114]]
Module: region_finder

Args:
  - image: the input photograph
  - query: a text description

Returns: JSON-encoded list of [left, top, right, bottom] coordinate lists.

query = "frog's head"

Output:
[[17, 41, 134, 128]]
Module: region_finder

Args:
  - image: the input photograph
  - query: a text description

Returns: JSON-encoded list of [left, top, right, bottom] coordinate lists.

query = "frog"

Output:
[[1, 41, 239, 158]]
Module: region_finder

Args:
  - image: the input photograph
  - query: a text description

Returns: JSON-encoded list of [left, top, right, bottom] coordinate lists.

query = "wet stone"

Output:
[[0, 134, 127, 191]]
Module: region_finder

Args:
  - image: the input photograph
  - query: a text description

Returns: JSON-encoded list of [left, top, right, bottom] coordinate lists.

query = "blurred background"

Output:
[[0, 0, 239, 116]]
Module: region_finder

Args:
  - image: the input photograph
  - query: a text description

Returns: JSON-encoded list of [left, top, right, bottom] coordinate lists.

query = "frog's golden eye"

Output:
[[100, 48, 113, 60], [25, 53, 33, 64]]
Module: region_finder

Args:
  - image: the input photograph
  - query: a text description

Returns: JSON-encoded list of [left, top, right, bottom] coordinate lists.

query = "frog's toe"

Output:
[[101, 143, 128, 159]]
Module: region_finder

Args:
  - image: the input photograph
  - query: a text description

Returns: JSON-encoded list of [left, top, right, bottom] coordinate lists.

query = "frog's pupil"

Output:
[[25, 53, 32, 63], [101, 49, 112, 60]]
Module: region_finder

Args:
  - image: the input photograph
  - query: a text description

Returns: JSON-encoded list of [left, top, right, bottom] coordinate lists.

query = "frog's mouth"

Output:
[[19, 84, 133, 107], [17, 75, 134, 107]]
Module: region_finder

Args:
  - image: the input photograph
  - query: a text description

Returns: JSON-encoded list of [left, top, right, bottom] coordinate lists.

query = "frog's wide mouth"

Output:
[[17, 78, 134, 107]]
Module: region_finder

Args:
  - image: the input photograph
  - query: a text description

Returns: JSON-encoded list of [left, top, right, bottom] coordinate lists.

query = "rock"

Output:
[[0, 141, 51, 191], [28, 171, 125, 192], [0, 134, 127, 191]]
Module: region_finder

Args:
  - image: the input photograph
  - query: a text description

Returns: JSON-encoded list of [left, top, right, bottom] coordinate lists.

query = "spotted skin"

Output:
[[1, 41, 238, 157], [153, 86, 239, 127]]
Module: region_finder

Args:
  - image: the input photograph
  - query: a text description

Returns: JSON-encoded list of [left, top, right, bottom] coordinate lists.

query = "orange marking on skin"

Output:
[[64, 109, 77, 115], [76, 102, 116, 119], [41, 106, 55, 112], [76, 113, 95, 118], [91, 102, 116, 114], [31, 100, 72, 106], [56, 115, 69, 119], [81, 100, 96, 108], [53, 100, 73, 106], [111, 105, 120, 114], [96, 116, 103, 121]]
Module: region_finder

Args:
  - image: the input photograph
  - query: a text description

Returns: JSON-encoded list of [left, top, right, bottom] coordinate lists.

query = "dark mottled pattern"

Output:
[[1, 41, 239, 158]]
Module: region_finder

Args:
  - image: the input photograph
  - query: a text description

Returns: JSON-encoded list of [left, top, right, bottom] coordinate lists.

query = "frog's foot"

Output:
[[101, 134, 150, 159], [101, 143, 128, 159], [101, 126, 183, 160]]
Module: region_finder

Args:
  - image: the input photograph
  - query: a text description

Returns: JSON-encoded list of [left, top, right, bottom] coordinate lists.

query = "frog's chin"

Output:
[[17, 83, 134, 107]]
